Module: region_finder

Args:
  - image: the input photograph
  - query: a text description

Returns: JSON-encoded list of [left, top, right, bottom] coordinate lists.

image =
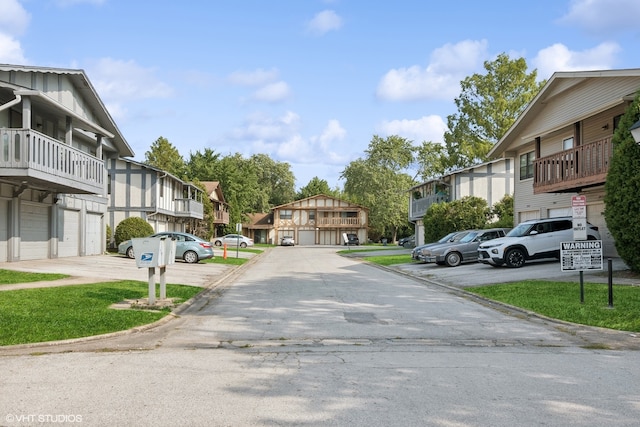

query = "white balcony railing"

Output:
[[175, 198, 204, 220], [1, 128, 103, 194]]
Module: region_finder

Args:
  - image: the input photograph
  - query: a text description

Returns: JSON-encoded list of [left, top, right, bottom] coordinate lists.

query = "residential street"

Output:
[[1, 247, 640, 426]]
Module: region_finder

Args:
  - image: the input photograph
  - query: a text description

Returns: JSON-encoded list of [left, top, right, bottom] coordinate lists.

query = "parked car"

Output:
[[213, 234, 254, 248], [398, 235, 414, 247], [118, 231, 214, 264], [344, 233, 360, 246], [281, 236, 295, 246], [411, 231, 471, 261], [418, 228, 511, 267], [478, 217, 601, 268]]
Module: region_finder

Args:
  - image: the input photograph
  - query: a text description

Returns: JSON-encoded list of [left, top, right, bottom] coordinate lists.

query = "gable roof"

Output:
[[273, 194, 368, 211], [0, 63, 134, 157], [489, 68, 640, 157], [201, 181, 227, 204]]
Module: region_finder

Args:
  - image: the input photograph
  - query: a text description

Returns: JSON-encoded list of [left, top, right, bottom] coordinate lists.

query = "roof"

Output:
[[0, 63, 134, 157], [408, 157, 511, 192], [201, 181, 227, 204], [489, 68, 640, 158], [273, 194, 368, 211]]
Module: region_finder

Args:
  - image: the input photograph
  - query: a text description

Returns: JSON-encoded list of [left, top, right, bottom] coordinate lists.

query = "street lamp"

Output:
[[631, 119, 640, 144]]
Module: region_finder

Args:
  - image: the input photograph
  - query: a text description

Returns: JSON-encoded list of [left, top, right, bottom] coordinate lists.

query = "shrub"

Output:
[[423, 196, 491, 243], [114, 217, 154, 245]]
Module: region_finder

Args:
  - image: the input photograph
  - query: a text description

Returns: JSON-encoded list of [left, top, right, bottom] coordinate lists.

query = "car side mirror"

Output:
[[530, 230, 538, 236]]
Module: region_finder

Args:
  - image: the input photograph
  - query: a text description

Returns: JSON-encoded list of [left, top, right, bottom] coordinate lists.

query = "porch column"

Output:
[[21, 96, 31, 128]]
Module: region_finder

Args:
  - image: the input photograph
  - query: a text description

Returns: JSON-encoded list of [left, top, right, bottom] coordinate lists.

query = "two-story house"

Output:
[[0, 64, 134, 262], [265, 195, 368, 245], [487, 68, 640, 256], [202, 181, 230, 238], [106, 158, 204, 247], [408, 158, 514, 247]]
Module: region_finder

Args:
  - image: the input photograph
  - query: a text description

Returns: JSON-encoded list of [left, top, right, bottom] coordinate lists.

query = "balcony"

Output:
[[533, 137, 612, 194], [410, 194, 450, 220], [213, 210, 230, 225], [316, 217, 361, 227], [1, 128, 104, 195], [175, 198, 204, 220]]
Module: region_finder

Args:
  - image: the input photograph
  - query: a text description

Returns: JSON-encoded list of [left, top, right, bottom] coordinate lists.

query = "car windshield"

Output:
[[458, 232, 478, 243], [507, 223, 534, 237], [438, 232, 457, 243]]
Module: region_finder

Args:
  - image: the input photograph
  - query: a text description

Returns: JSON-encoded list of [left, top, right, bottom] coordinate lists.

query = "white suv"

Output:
[[477, 217, 601, 268]]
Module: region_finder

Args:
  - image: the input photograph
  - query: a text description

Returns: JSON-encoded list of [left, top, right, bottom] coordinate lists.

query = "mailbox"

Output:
[[132, 236, 175, 268]]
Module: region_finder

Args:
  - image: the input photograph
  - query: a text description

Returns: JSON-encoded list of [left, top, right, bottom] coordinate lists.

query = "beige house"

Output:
[[245, 195, 369, 245], [488, 68, 640, 257], [0, 64, 134, 261], [106, 158, 204, 247], [202, 181, 229, 237], [409, 158, 514, 246]]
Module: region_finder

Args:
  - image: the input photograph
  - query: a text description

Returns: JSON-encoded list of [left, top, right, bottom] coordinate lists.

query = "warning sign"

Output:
[[560, 240, 603, 271]]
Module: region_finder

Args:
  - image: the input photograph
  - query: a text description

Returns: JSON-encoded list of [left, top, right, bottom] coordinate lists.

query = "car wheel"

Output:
[[445, 252, 462, 267], [183, 250, 199, 264], [505, 248, 525, 268], [240, 242, 247, 248], [214, 241, 222, 246], [126, 246, 134, 259]]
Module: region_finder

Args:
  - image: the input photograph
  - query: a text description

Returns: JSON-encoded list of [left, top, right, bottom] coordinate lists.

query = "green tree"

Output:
[[491, 194, 514, 228], [443, 54, 544, 170], [248, 154, 296, 207], [144, 136, 186, 177], [184, 148, 220, 180], [341, 135, 416, 241], [423, 196, 491, 243], [297, 177, 339, 200], [604, 91, 640, 271]]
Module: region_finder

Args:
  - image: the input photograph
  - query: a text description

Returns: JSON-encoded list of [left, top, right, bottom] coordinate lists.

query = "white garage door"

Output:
[[0, 199, 8, 262], [86, 213, 103, 256], [59, 209, 80, 257], [318, 230, 338, 245], [20, 203, 49, 260], [298, 230, 315, 246]]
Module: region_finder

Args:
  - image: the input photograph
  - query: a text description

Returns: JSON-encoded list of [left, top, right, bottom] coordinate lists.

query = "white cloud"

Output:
[[377, 115, 447, 144], [228, 68, 279, 86], [376, 39, 488, 102], [532, 42, 620, 79], [86, 58, 173, 101], [0, 33, 27, 63], [558, 0, 640, 35], [252, 81, 292, 103], [0, 0, 30, 35], [306, 10, 343, 35]]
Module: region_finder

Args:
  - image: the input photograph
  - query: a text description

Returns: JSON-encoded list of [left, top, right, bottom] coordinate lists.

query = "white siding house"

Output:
[[107, 158, 204, 247], [0, 64, 134, 261], [409, 158, 514, 247]]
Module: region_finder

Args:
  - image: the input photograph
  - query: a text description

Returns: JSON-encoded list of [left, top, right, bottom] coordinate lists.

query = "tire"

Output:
[[214, 240, 222, 246], [445, 252, 462, 267], [126, 246, 134, 259], [240, 242, 247, 248], [505, 248, 526, 268], [183, 250, 199, 264]]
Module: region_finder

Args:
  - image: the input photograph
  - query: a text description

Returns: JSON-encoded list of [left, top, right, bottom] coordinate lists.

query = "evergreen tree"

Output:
[[604, 91, 640, 271]]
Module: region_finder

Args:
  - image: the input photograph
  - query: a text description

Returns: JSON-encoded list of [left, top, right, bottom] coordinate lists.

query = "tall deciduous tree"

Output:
[[144, 136, 186, 177], [341, 135, 416, 242], [297, 177, 339, 200], [248, 154, 296, 207], [604, 91, 640, 271], [443, 53, 544, 170]]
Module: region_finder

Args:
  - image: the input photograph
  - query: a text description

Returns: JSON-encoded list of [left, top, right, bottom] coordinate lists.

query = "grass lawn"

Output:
[[468, 280, 640, 332], [0, 281, 203, 346], [361, 254, 415, 266], [0, 269, 69, 285]]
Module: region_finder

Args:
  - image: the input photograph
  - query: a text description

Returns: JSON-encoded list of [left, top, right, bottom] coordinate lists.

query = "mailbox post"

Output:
[[132, 236, 176, 305]]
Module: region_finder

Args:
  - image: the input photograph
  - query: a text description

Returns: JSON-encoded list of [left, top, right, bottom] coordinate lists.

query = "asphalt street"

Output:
[[1, 247, 639, 426]]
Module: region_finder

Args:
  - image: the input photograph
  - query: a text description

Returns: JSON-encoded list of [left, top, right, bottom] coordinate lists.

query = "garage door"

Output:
[[298, 230, 315, 246], [85, 213, 103, 256], [318, 230, 338, 245], [20, 203, 50, 260], [59, 209, 80, 257], [0, 199, 7, 262]]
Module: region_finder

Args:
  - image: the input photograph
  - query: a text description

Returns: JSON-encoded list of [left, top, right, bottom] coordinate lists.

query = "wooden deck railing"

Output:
[[533, 137, 612, 194]]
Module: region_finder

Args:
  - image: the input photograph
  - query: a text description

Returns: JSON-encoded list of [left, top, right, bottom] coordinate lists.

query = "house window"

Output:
[[613, 114, 623, 131], [280, 209, 292, 220], [308, 211, 315, 221], [520, 152, 535, 180], [562, 137, 574, 150]]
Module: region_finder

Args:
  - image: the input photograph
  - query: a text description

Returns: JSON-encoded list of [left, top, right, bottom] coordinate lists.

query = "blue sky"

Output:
[[1, 0, 639, 190]]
